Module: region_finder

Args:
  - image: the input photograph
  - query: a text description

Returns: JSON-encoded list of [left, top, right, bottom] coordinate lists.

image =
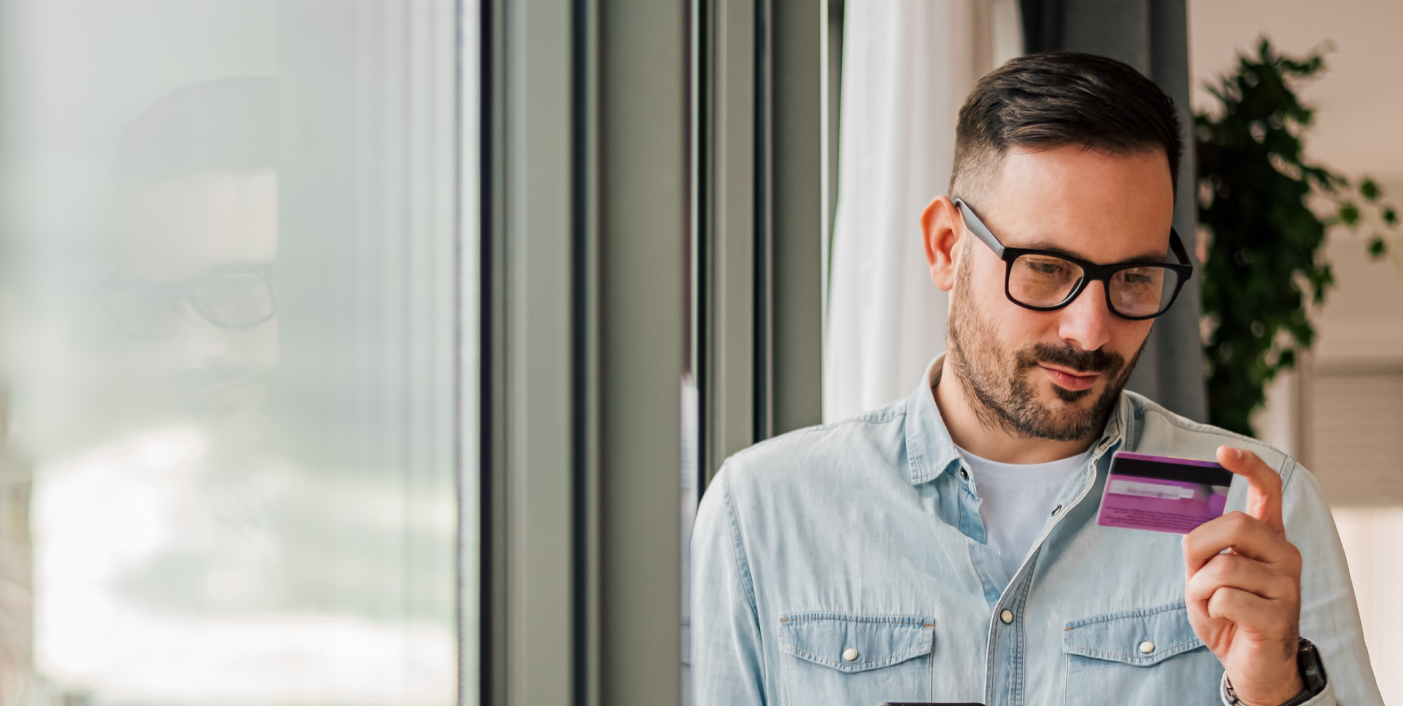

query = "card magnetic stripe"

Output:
[[1107, 456, 1233, 487]]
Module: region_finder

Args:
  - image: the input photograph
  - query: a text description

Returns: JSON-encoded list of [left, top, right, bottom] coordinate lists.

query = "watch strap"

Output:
[[1223, 638, 1328, 706]]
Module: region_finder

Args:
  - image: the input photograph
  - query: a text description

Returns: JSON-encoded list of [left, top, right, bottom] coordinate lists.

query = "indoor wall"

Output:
[[1190, 1, 1403, 700]]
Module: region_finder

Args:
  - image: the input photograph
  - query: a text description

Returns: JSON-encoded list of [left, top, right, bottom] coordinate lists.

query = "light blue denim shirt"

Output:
[[691, 359, 1382, 706]]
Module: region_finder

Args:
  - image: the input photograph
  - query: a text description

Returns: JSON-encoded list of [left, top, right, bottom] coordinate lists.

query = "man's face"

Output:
[[945, 146, 1173, 441], [112, 169, 279, 421]]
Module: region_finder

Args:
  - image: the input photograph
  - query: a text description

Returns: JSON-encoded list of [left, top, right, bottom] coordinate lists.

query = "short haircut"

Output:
[[949, 53, 1182, 206]]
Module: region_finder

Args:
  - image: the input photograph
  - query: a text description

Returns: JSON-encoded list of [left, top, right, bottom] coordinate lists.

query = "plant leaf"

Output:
[[1360, 178, 1381, 201], [1338, 202, 1360, 226], [1197, 37, 1340, 438], [1368, 236, 1388, 259]]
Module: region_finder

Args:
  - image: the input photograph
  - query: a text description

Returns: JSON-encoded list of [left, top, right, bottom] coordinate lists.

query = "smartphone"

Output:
[[1096, 451, 1233, 535]]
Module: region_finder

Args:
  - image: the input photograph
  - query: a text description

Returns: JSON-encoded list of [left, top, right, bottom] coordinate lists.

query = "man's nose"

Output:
[[1056, 279, 1115, 353]]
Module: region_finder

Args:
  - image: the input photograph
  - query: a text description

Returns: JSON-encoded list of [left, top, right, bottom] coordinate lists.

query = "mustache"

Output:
[[1015, 343, 1125, 376]]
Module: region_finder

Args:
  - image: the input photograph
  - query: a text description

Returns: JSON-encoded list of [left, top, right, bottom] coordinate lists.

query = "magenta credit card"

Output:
[[1096, 451, 1234, 534]]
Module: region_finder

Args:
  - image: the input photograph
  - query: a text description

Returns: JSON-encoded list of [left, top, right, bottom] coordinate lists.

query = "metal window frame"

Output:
[[478, 0, 826, 703], [696, 0, 826, 484], [768, 0, 826, 438], [696, 0, 759, 485]]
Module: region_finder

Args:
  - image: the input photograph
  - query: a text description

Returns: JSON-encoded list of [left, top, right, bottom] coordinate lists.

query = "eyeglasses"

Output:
[[953, 198, 1193, 321], [98, 263, 277, 339]]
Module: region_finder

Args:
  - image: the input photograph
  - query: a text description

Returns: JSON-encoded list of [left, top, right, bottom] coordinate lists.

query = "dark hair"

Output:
[[950, 53, 1182, 203], [115, 77, 276, 185]]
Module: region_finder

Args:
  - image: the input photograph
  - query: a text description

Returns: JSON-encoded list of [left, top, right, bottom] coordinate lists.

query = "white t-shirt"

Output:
[[955, 444, 1091, 579]]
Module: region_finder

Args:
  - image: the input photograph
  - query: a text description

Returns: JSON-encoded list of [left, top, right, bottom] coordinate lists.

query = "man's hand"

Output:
[[1184, 446, 1304, 706]]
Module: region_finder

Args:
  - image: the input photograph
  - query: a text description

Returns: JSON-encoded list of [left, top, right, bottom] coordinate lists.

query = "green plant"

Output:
[[1196, 38, 1400, 437]]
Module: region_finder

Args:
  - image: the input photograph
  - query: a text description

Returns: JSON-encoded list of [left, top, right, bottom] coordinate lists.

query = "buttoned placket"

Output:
[[909, 359, 1141, 706], [972, 399, 1133, 706]]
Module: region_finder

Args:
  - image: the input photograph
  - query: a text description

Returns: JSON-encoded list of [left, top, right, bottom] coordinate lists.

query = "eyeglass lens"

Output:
[[104, 271, 276, 339], [191, 272, 276, 327], [1008, 254, 1181, 318]]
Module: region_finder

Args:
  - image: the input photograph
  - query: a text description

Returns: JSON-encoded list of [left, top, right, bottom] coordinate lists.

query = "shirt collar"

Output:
[[903, 354, 1131, 487]]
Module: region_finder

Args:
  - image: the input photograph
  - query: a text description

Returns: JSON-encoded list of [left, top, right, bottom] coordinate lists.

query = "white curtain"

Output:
[[823, 0, 1021, 422]]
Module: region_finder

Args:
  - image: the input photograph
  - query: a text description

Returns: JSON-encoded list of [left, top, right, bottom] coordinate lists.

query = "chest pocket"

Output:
[[780, 613, 933, 706], [1061, 602, 1220, 705]]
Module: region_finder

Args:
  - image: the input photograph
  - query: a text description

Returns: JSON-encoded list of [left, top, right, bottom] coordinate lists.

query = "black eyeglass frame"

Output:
[[98, 262, 278, 339], [952, 197, 1194, 321]]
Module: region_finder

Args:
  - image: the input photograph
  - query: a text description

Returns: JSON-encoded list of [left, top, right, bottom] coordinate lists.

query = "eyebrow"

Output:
[[1016, 240, 1170, 266]]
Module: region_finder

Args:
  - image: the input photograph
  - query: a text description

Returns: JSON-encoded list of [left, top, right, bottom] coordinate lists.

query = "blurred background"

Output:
[[1191, 3, 1403, 700]]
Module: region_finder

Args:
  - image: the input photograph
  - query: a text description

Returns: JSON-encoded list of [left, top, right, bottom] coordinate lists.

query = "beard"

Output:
[[945, 253, 1144, 442]]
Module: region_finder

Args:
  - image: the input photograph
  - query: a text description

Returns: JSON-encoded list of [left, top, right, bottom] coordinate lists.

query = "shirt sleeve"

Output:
[[690, 466, 768, 706], [1219, 671, 1336, 706], [1280, 458, 1384, 706]]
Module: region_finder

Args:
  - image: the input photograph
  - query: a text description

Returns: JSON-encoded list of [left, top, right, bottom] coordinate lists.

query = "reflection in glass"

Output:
[[99, 264, 278, 339], [0, 3, 470, 705]]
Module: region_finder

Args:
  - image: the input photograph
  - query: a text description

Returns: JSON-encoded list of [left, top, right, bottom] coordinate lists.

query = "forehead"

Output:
[[985, 146, 1175, 263], [116, 169, 279, 279]]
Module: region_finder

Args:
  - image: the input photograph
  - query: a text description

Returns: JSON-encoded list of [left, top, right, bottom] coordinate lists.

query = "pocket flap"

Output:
[[780, 613, 934, 673], [1062, 602, 1204, 666]]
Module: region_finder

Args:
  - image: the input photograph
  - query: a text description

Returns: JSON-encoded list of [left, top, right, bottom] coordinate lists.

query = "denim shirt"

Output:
[[691, 359, 1382, 706]]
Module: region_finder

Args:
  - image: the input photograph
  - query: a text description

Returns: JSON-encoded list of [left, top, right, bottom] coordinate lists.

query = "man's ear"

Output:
[[921, 195, 961, 292]]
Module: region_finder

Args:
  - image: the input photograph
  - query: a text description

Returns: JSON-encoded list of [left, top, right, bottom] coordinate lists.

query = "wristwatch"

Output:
[[1224, 638, 1328, 706]]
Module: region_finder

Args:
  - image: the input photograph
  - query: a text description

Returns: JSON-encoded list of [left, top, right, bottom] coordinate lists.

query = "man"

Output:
[[104, 77, 281, 429], [691, 54, 1380, 706], [37, 78, 288, 700]]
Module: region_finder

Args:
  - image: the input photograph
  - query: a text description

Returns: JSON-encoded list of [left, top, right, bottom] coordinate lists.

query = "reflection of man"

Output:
[[101, 77, 279, 431], [36, 78, 289, 696], [692, 55, 1381, 705], [34, 76, 454, 705]]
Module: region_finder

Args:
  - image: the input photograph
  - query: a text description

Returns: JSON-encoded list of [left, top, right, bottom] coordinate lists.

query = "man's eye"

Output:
[[1120, 269, 1156, 285], [1024, 259, 1069, 276]]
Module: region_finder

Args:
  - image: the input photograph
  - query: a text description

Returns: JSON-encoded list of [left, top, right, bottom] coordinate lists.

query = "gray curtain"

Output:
[[1022, 0, 1208, 423]]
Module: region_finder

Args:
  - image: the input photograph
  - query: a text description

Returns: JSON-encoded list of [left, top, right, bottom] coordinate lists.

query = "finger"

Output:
[[1185, 553, 1294, 603], [1184, 511, 1298, 575], [1206, 586, 1297, 641], [1217, 446, 1284, 534]]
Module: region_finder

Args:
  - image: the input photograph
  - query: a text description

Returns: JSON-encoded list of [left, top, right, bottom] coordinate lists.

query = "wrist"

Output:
[[1224, 638, 1329, 706], [1227, 672, 1304, 706]]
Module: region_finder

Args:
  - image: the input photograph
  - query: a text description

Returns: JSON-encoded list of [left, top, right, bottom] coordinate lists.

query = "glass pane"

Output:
[[1110, 266, 1180, 318], [1009, 254, 1083, 307], [0, 2, 478, 705]]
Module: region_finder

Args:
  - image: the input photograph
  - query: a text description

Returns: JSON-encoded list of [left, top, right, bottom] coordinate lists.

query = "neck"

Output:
[[934, 356, 1102, 464]]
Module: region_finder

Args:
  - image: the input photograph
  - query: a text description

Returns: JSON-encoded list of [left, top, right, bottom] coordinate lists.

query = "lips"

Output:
[[1039, 364, 1100, 392]]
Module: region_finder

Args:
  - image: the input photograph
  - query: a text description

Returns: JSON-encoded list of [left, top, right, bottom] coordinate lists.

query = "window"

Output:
[[0, 2, 478, 704]]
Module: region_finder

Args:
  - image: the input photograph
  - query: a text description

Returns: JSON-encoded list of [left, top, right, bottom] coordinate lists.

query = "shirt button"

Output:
[[1000, 609, 1013, 624], [960, 468, 969, 480], [842, 648, 859, 662], [1051, 505, 1062, 516], [1139, 641, 1155, 654]]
